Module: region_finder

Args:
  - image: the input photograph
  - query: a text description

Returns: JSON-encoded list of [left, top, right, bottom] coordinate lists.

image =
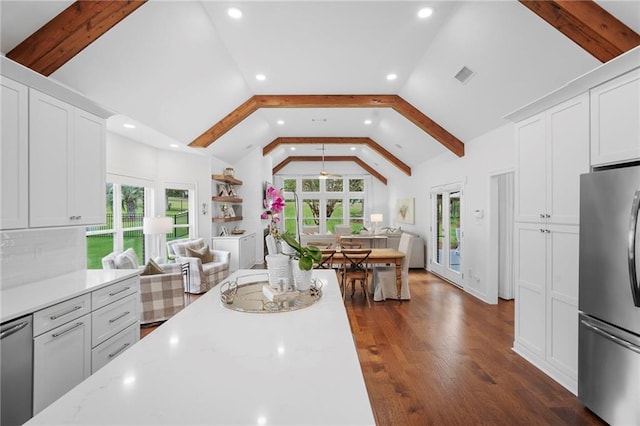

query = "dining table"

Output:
[[331, 248, 405, 300]]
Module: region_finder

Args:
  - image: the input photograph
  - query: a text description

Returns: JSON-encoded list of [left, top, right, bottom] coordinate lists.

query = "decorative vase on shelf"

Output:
[[265, 254, 292, 290], [291, 259, 312, 292]]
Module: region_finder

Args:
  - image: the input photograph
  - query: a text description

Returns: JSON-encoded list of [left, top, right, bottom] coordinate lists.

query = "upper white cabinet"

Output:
[[29, 89, 106, 228], [590, 68, 640, 166], [515, 93, 589, 225], [0, 77, 28, 230]]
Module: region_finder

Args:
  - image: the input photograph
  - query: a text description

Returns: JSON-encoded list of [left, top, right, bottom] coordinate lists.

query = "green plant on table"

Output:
[[279, 232, 322, 271]]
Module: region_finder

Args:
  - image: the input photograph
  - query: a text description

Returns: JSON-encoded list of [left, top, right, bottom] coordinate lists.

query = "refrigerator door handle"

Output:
[[629, 189, 640, 307], [581, 319, 640, 355]]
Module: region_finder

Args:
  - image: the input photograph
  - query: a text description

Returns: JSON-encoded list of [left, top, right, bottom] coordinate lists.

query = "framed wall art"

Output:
[[397, 198, 415, 224]]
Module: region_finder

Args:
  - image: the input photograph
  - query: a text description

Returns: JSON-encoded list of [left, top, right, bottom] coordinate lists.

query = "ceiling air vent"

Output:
[[454, 66, 475, 84]]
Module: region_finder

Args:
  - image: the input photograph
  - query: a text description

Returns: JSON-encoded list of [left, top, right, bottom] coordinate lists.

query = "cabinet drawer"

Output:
[[33, 293, 91, 337], [91, 294, 138, 347], [91, 322, 139, 374], [91, 277, 139, 310]]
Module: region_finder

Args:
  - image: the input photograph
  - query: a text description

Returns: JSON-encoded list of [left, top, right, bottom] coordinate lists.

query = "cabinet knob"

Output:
[[539, 213, 545, 218], [545, 229, 551, 233], [545, 214, 551, 218], [539, 228, 546, 233]]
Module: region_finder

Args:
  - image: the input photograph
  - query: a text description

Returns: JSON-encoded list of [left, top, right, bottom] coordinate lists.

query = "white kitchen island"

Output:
[[26, 269, 376, 425]]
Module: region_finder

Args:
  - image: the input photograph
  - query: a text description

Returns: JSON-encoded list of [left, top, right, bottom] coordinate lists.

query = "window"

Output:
[[279, 176, 367, 235], [86, 182, 149, 269], [165, 188, 193, 243]]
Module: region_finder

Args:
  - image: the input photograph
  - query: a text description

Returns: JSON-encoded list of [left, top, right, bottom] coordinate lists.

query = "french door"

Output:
[[431, 186, 463, 286]]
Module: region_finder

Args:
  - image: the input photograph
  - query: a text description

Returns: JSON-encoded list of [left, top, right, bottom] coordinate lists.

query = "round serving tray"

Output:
[[219, 273, 322, 313]]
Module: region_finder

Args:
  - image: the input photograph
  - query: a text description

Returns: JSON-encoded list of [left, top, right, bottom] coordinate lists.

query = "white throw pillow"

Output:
[[115, 248, 139, 269]]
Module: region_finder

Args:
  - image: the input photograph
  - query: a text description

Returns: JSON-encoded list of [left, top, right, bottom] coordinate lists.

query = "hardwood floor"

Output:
[[141, 270, 604, 425]]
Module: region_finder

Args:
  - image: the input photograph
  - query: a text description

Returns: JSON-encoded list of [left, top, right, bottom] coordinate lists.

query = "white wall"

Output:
[[107, 132, 213, 250], [387, 123, 516, 304]]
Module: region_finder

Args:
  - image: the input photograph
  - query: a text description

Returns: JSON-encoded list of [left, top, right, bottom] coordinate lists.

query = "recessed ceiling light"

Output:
[[123, 123, 136, 129], [256, 74, 266, 81], [227, 8, 242, 19], [364, 119, 372, 125], [169, 144, 179, 148], [290, 147, 296, 151], [350, 147, 356, 151], [418, 8, 433, 18], [277, 120, 284, 125], [386, 73, 397, 81]]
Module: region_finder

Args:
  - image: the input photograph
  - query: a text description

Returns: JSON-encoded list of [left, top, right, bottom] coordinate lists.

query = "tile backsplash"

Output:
[[0, 228, 86, 290]]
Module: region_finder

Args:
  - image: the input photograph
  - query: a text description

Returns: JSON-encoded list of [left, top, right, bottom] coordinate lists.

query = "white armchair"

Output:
[[167, 238, 230, 294], [372, 233, 413, 301]]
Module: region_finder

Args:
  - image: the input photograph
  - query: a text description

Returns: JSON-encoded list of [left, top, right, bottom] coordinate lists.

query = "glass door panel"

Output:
[[436, 194, 444, 265], [448, 191, 461, 273]]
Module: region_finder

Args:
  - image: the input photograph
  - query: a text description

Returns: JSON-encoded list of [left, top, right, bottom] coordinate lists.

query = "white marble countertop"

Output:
[[1, 269, 140, 323], [25, 269, 376, 425]]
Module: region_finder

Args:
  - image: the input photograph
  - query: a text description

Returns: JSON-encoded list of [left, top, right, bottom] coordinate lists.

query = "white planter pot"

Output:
[[291, 260, 312, 291], [265, 254, 292, 290]]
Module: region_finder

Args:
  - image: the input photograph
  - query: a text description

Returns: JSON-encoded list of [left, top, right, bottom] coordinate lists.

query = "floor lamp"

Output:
[[143, 217, 173, 261]]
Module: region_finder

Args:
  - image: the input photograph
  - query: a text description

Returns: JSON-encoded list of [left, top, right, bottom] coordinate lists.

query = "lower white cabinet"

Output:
[[513, 222, 579, 393], [91, 323, 139, 374], [31, 276, 140, 415], [212, 232, 256, 272], [33, 313, 92, 414]]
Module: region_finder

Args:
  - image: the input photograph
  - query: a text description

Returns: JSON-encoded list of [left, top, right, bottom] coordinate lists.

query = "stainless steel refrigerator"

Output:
[[579, 163, 640, 425]]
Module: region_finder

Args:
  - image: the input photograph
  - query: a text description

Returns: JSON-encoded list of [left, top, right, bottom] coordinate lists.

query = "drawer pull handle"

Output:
[[108, 342, 130, 358], [108, 287, 130, 297], [52, 322, 83, 338], [50, 305, 83, 320], [109, 311, 130, 323]]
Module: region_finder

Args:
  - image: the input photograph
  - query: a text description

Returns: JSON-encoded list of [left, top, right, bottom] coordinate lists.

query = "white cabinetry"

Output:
[[513, 93, 587, 395], [515, 93, 589, 224], [32, 277, 139, 414], [514, 223, 579, 392], [33, 295, 92, 415], [0, 77, 28, 230], [29, 89, 106, 228], [90, 276, 139, 374], [212, 233, 256, 272], [590, 68, 640, 166]]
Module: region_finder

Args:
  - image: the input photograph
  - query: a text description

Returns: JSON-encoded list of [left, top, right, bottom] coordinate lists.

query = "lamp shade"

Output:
[[370, 213, 383, 223], [143, 217, 173, 235]]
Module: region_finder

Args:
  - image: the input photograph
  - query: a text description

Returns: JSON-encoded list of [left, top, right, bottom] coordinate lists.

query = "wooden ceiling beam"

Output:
[[189, 95, 465, 158], [519, 0, 640, 63], [7, 1, 147, 76], [272, 156, 387, 185], [263, 137, 411, 176]]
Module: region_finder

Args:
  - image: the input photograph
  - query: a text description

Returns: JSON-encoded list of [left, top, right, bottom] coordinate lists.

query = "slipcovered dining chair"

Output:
[[334, 225, 352, 236], [265, 234, 279, 255], [102, 249, 185, 324], [338, 249, 372, 307], [372, 233, 413, 301], [166, 238, 230, 294]]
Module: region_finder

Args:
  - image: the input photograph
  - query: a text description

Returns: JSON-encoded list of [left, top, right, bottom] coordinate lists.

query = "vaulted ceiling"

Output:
[[2, 1, 639, 181]]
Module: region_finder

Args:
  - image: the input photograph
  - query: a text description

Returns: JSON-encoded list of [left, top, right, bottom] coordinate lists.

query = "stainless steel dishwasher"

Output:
[[1, 314, 33, 426]]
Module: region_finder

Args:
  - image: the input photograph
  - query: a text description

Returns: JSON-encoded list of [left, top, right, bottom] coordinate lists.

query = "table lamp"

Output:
[[370, 213, 383, 235], [143, 217, 173, 261]]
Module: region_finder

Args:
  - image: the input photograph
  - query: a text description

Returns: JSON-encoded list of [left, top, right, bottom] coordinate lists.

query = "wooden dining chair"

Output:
[[340, 241, 363, 249], [338, 249, 372, 307], [314, 249, 336, 270], [307, 241, 332, 249]]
